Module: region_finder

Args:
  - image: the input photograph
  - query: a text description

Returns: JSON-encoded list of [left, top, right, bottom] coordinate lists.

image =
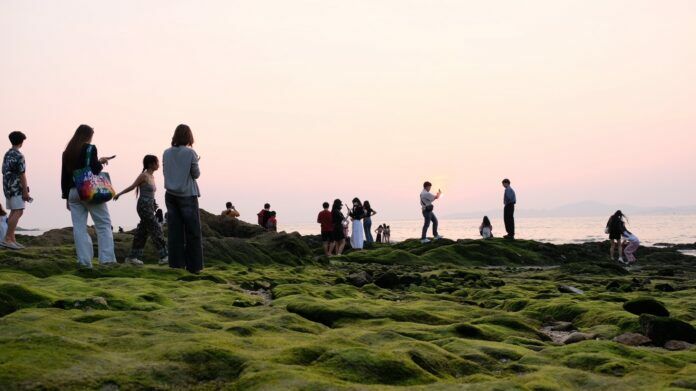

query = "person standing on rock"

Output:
[[113, 155, 169, 266], [362, 200, 377, 244], [163, 124, 203, 274], [2, 131, 31, 250], [502, 178, 516, 239], [420, 181, 442, 243], [317, 202, 334, 256], [349, 198, 366, 250], [61, 124, 117, 268], [606, 210, 626, 261], [330, 199, 346, 255], [375, 224, 384, 243]]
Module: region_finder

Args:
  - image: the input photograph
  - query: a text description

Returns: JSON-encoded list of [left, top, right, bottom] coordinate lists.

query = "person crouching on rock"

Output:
[[317, 202, 333, 256], [331, 199, 346, 255], [163, 124, 203, 274], [480, 216, 493, 239], [257, 203, 270, 228], [113, 155, 169, 266], [266, 211, 277, 232], [621, 229, 640, 265]]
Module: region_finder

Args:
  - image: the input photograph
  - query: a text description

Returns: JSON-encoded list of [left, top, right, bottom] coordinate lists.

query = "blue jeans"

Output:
[[422, 210, 438, 239], [364, 217, 374, 243]]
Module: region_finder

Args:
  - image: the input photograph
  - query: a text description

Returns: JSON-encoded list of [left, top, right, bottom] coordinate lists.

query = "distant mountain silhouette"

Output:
[[444, 201, 696, 219]]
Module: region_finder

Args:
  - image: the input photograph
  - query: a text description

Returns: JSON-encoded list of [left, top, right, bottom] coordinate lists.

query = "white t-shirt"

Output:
[[481, 226, 492, 239], [622, 231, 639, 243], [420, 190, 435, 210]]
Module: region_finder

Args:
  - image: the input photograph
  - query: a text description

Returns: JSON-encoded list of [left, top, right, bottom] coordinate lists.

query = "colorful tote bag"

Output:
[[72, 145, 115, 204]]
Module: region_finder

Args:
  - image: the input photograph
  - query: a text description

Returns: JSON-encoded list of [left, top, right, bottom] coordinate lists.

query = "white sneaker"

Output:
[[1, 241, 22, 250], [421, 238, 431, 244], [124, 257, 144, 266], [617, 257, 626, 265], [159, 256, 169, 265], [434, 235, 444, 240], [15, 242, 25, 249]]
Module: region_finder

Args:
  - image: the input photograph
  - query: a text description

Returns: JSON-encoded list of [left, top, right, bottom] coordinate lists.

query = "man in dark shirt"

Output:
[[257, 203, 271, 228], [502, 178, 516, 239], [317, 202, 333, 256]]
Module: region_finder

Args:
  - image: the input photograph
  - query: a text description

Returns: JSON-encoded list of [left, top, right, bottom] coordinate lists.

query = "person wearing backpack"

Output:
[[605, 210, 627, 261], [257, 203, 271, 228], [61, 125, 116, 268]]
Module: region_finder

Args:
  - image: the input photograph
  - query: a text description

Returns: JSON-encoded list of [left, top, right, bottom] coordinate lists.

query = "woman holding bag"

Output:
[[61, 124, 116, 268]]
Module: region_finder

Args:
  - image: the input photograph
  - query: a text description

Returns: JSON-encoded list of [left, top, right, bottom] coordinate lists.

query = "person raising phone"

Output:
[[420, 181, 442, 243]]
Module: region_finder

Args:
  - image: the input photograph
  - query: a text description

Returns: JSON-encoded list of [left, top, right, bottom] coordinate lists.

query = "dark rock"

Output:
[[545, 321, 575, 332], [623, 297, 669, 317], [639, 314, 696, 346], [605, 280, 621, 291], [398, 274, 423, 286], [654, 283, 675, 292], [347, 271, 372, 287], [374, 271, 400, 289], [613, 332, 651, 346], [558, 285, 584, 295], [664, 340, 694, 351], [562, 332, 597, 345]]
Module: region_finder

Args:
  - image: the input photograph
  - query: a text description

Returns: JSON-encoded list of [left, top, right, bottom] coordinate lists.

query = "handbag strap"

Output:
[[84, 144, 93, 169]]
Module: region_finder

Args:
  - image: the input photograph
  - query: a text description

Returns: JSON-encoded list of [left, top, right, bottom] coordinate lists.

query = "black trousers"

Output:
[[165, 193, 203, 273], [504, 203, 515, 237]]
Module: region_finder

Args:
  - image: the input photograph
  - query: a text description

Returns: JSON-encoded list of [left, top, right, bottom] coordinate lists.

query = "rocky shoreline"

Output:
[[0, 210, 694, 390]]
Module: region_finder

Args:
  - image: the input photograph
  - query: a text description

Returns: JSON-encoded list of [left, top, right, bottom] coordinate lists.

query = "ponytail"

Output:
[[136, 155, 159, 197]]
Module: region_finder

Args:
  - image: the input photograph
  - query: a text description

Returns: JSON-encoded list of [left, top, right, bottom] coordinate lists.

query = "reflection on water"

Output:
[[283, 214, 696, 245]]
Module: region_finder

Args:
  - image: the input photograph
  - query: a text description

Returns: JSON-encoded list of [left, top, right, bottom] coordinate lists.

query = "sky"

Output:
[[1, 0, 695, 229]]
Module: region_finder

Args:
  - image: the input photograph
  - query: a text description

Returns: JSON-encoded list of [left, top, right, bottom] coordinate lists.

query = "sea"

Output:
[[21, 214, 696, 247], [283, 214, 696, 246]]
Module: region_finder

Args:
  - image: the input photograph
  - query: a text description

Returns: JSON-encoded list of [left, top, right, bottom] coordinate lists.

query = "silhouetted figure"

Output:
[[606, 210, 627, 261], [502, 179, 516, 239], [479, 216, 493, 239], [257, 203, 271, 228], [420, 181, 442, 243]]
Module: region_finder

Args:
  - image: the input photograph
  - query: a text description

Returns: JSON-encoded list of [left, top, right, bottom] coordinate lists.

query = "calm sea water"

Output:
[[22, 214, 695, 246], [282, 214, 696, 246]]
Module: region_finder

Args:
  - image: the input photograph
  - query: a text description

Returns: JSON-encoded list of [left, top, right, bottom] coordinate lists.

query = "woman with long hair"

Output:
[[349, 197, 366, 250], [113, 155, 168, 265], [60, 124, 116, 268], [162, 124, 203, 273], [605, 210, 627, 261], [330, 199, 346, 255], [479, 216, 493, 239], [362, 200, 377, 244]]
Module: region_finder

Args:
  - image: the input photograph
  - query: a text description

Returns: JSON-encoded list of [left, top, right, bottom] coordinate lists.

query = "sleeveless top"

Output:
[[139, 181, 156, 200]]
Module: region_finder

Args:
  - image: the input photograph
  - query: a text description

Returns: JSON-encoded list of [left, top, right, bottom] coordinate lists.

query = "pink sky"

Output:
[[1, 0, 695, 229]]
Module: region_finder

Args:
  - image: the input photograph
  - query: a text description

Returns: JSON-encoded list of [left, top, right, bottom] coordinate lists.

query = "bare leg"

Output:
[[6, 209, 23, 243], [336, 239, 346, 255], [609, 240, 616, 259]]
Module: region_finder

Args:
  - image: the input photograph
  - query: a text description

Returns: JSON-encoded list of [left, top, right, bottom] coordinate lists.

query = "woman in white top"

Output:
[[621, 230, 640, 265], [479, 216, 493, 239]]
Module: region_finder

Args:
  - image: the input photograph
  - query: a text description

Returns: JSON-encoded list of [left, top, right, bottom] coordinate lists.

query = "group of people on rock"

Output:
[[0, 126, 644, 270], [55, 124, 204, 273], [605, 210, 640, 265], [315, 199, 379, 256], [419, 179, 517, 243]]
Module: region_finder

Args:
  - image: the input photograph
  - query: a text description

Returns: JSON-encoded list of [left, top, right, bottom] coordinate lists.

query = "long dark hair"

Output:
[[482, 216, 491, 227], [611, 210, 627, 224], [136, 155, 159, 197], [363, 200, 372, 213], [62, 124, 94, 172], [331, 199, 342, 212], [352, 197, 362, 208]]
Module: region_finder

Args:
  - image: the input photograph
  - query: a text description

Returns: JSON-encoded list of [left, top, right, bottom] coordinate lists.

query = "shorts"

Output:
[[6, 195, 25, 210], [609, 232, 621, 240], [321, 231, 333, 242], [332, 229, 345, 241]]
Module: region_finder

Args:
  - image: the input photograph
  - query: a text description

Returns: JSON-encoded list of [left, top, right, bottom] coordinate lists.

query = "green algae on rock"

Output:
[[1, 213, 695, 390]]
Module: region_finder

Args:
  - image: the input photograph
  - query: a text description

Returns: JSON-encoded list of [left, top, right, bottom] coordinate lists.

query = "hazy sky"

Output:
[[1, 0, 695, 229]]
